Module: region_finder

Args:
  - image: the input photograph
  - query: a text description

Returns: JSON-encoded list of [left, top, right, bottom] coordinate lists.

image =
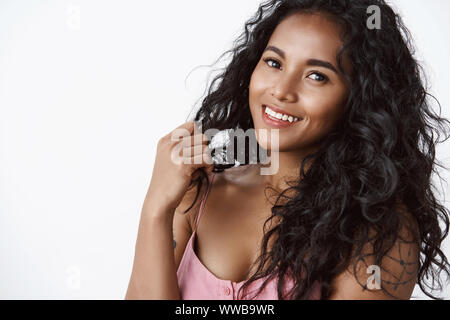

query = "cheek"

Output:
[[300, 93, 347, 143], [249, 68, 266, 94], [306, 103, 340, 121], [249, 70, 267, 108], [304, 89, 347, 123]]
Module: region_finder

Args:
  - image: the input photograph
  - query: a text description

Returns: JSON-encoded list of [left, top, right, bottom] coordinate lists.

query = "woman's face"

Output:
[[249, 12, 351, 152]]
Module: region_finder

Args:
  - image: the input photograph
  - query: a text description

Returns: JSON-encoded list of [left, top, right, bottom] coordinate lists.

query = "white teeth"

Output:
[[264, 105, 301, 123]]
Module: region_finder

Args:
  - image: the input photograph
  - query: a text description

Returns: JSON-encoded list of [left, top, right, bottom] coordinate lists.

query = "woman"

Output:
[[126, 0, 450, 300]]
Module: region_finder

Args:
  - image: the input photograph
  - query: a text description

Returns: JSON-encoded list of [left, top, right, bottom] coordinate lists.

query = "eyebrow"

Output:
[[264, 45, 339, 75]]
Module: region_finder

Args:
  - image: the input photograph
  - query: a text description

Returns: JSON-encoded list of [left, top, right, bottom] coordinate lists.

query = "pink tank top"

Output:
[[176, 172, 322, 300]]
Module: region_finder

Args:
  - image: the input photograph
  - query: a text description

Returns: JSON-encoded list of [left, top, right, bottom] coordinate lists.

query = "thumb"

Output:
[[193, 120, 203, 136]]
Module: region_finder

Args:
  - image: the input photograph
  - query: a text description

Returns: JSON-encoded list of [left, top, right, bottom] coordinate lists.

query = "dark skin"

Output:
[[248, 12, 352, 192], [175, 12, 419, 299]]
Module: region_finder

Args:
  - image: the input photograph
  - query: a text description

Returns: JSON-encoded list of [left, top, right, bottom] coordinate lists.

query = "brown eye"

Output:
[[308, 72, 328, 82], [263, 58, 281, 69]]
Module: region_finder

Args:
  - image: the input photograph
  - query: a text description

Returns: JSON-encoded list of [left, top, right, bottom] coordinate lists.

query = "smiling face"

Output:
[[249, 12, 352, 152]]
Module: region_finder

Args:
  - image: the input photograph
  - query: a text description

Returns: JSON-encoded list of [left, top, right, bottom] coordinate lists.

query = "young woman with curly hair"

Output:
[[126, 0, 450, 300]]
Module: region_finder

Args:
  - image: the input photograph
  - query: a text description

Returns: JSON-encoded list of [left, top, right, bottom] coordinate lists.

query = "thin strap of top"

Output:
[[194, 172, 215, 230]]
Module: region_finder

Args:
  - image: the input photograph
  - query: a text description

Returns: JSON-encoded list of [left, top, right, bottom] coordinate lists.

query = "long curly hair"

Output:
[[183, 0, 450, 300]]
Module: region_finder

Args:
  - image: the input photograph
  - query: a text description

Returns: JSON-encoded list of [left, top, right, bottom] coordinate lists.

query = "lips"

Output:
[[261, 105, 302, 129], [263, 104, 303, 120]]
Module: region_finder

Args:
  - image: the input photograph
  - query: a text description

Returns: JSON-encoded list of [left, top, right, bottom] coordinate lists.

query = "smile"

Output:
[[261, 105, 303, 128]]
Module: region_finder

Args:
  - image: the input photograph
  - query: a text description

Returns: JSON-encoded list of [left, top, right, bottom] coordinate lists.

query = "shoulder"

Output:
[[328, 201, 420, 300], [177, 173, 223, 232]]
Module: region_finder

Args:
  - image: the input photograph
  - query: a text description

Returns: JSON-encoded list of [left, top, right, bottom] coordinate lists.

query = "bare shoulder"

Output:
[[329, 201, 420, 300], [173, 175, 218, 269], [175, 174, 221, 232]]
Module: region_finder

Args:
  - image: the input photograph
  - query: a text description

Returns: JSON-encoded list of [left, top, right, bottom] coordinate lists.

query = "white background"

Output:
[[0, 0, 449, 299]]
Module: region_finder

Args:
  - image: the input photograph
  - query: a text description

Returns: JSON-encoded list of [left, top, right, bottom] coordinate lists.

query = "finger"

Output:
[[185, 148, 214, 167], [177, 121, 196, 133], [169, 121, 196, 144], [181, 144, 210, 158], [190, 121, 208, 145], [193, 121, 202, 136], [179, 134, 210, 148]]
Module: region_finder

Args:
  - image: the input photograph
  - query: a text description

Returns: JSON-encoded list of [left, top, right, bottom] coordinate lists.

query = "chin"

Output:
[[254, 128, 270, 150], [255, 134, 293, 154]]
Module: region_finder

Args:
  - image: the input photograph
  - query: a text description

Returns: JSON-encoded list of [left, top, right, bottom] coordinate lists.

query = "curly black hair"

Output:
[[182, 0, 450, 300]]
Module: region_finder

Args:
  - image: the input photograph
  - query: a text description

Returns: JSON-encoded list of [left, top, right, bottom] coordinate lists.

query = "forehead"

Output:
[[268, 13, 344, 63]]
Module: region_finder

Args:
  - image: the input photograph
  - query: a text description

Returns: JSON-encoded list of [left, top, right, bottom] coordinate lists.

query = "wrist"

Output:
[[141, 202, 175, 223]]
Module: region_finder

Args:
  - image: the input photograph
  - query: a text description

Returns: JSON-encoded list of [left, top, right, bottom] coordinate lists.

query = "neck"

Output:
[[257, 146, 318, 191]]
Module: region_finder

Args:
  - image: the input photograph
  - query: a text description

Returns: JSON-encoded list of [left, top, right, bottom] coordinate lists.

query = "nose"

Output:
[[270, 74, 298, 102]]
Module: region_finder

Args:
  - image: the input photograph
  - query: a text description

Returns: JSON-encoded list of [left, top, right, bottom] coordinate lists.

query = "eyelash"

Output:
[[263, 58, 329, 83]]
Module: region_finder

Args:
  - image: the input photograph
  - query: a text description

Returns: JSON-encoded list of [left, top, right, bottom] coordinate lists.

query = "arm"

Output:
[[125, 183, 205, 300], [124, 121, 213, 299], [125, 203, 181, 300]]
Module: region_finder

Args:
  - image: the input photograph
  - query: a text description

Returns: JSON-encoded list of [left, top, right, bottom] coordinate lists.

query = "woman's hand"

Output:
[[143, 121, 214, 215]]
